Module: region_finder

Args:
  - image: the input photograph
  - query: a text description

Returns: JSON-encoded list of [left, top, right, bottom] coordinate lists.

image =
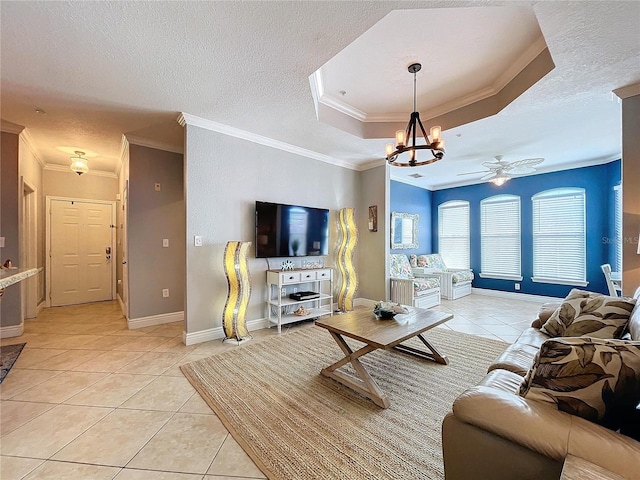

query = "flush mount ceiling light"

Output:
[[69, 151, 89, 175], [385, 63, 445, 167]]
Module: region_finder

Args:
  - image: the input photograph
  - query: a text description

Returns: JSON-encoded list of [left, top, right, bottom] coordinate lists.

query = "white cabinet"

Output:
[[266, 268, 333, 333]]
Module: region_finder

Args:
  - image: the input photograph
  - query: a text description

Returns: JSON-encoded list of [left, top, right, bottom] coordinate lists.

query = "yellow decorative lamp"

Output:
[[222, 241, 252, 343], [337, 208, 358, 311]]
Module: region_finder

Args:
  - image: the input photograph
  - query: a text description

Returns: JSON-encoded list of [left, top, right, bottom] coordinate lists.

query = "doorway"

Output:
[[21, 178, 38, 318], [46, 197, 116, 307]]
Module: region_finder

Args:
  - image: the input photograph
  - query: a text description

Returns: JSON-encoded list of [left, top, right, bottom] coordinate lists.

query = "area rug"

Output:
[[181, 327, 507, 480], [0, 343, 26, 384]]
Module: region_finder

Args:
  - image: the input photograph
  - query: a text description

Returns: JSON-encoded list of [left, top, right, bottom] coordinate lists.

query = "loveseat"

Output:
[[442, 288, 640, 480], [409, 254, 474, 300]]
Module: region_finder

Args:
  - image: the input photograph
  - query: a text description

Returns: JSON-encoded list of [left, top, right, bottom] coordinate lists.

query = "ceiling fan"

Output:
[[457, 155, 544, 186]]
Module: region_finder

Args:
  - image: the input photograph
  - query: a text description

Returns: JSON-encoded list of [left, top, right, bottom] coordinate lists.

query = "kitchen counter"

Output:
[[0, 268, 38, 289]]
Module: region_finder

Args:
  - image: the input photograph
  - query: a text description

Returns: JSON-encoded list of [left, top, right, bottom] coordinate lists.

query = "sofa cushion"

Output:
[[488, 343, 540, 377], [519, 337, 640, 430], [413, 277, 440, 295], [479, 369, 524, 394], [541, 290, 635, 339], [450, 271, 474, 284], [627, 286, 640, 341], [516, 327, 550, 349], [389, 254, 413, 279]]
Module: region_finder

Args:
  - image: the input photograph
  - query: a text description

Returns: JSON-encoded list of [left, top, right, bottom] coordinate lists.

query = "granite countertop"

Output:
[[0, 268, 38, 289]]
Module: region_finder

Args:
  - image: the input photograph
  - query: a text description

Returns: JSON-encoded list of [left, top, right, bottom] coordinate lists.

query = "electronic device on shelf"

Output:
[[289, 291, 320, 301], [255, 200, 329, 258]]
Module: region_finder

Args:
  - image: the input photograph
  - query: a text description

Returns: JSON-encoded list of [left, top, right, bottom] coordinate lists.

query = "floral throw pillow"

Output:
[[519, 337, 640, 430], [541, 290, 635, 339]]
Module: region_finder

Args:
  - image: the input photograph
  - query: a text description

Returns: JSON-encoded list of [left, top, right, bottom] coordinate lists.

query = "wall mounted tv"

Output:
[[255, 201, 330, 258]]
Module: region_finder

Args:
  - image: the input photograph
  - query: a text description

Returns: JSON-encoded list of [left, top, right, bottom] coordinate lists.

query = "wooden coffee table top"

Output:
[[315, 307, 453, 349]]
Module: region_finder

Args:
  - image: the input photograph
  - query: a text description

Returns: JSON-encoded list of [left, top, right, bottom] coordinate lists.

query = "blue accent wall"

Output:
[[390, 180, 433, 255], [431, 161, 621, 299]]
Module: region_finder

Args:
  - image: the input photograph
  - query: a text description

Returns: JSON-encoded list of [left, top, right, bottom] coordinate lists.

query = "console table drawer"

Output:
[[301, 271, 316, 281], [316, 269, 331, 280], [280, 272, 301, 284]]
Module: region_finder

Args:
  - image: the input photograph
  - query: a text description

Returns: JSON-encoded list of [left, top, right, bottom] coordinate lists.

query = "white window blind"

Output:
[[532, 188, 586, 285], [438, 200, 470, 269], [480, 195, 521, 279], [614, 185, 622, 273]]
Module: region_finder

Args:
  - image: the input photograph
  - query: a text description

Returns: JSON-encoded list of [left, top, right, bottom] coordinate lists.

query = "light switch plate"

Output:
[[163, 239, 169, 247]]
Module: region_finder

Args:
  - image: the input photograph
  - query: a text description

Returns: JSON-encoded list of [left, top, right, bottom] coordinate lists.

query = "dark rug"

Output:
[[0, 343, 26, 384]]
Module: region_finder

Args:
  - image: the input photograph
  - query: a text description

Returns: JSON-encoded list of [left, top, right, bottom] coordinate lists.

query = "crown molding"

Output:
[[125, 134, 184, 154], [117, 134, 129, 177], [177, 112, 358, 171], [0, 120, 24, 134], [44, 163, 117, 179], [19, 128, 46, 168], [613, 82, 640, 100], [310, 38, 549, 125]]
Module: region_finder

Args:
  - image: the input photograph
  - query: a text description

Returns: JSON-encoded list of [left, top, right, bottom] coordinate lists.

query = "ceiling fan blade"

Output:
[[457, 170, 490, 176], [508, 166, 537, 175], [480, 172, 498, 181], [504, 157, 544, 171], [481, 161, 502, 168]]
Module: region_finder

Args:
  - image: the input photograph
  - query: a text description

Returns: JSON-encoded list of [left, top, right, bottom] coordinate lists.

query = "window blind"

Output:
[[438, 201, 470, 269], [614, 185, 622, 273], [480, 195, 521, 279], [532, 188, 586, 284]]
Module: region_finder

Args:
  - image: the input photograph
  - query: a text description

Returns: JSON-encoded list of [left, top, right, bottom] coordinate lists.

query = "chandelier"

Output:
[[385, 63, 445, 167], [69, 151, 89, 175]]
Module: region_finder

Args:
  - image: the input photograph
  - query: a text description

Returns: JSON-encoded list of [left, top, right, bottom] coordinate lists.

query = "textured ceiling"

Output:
[[1, 1, 639, 188]]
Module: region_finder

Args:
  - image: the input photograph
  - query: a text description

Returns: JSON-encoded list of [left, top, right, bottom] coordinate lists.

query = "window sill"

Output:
[[531, 277, 588, 287], [479, 273, 523, 281]]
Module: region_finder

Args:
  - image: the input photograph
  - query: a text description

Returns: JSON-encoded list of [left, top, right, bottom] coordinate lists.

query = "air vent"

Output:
[[409, 173, 424, 179]]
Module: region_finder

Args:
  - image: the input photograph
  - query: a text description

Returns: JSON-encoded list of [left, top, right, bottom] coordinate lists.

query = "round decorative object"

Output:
[[281, 260, 295, 271], [373, 301, 407, 320]]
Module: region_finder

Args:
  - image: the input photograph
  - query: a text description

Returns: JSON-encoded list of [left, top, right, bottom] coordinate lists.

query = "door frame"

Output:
[[45, 196, 117, 307], [20, 177, 38, 318]]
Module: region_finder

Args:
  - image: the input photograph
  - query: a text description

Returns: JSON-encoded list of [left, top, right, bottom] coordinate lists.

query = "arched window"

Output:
[[532, 188, 587, 285], [438, 200, 470, 269], [480, 195, 521, 280]]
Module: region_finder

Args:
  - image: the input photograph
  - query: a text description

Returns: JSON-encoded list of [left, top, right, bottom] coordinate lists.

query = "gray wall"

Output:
[[128, 144, 185, 319], [1, 132, 22, 327], [621, 92, 640, 295], [358, 164, 389, 302], [184, 125, 364, 335], [44, 169, 118, 202]]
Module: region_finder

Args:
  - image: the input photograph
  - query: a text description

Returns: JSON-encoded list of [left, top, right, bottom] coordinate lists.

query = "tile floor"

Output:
[[0, 294, 543, 479]]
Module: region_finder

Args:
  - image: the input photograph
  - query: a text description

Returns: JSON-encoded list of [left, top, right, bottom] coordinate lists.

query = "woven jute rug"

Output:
[[181, 325, 507, 480], [0, 343, 26, 384]]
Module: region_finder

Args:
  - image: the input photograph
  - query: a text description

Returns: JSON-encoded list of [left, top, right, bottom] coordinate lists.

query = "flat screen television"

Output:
[[255, 201, 329, 258]]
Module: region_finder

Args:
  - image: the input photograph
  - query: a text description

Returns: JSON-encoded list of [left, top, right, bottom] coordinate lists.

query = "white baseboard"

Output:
[[183, 317, 270, 346], [471, 287, 560, 303], [36, 301, 46, 316], [128, 311, 184, 330], [1, 322, 24, 339]]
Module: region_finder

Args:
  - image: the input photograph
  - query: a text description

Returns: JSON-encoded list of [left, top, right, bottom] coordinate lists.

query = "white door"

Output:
[[50, 199, 113, 306]]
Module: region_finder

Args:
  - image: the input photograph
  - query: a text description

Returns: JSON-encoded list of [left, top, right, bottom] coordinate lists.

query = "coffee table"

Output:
[[315, 306, 453, 408]]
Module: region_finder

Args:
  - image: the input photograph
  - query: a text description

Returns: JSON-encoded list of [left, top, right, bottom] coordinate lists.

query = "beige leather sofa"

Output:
[[442, 289, 640, 480]]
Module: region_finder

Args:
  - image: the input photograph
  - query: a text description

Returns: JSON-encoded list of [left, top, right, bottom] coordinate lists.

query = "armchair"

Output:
[[410, 254, 474, 300], [389, 254, 441, 309]]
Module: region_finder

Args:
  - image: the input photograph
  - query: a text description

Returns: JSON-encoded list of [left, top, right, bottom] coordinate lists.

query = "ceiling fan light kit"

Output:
[[69, 151, 89, 175], [459, 155, 544, 186], [385, 63, 445, 167]]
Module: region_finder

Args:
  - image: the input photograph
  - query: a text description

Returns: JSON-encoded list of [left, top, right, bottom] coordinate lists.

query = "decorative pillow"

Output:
[[389, 254, 413, 279], [541, 290, 635, 339], [519, 337, 640, 430]]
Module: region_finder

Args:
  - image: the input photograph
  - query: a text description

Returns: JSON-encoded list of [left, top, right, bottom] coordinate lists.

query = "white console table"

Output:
[[266, 268, 333, 333]]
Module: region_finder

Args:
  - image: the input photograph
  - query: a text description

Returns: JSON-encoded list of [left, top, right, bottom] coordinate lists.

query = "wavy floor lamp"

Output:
[[222, 241, 252, 344], [337, 208, 358, 311]]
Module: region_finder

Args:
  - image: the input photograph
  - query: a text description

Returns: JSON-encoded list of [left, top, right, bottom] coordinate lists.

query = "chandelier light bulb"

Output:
[[385, 143, 395, 157], [395, 130, 406, 147], [430, 126, 441, 142]]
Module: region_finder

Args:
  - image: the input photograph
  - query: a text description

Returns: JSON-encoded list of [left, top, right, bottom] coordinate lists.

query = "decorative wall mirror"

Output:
[[391, 211, 419, 249]]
